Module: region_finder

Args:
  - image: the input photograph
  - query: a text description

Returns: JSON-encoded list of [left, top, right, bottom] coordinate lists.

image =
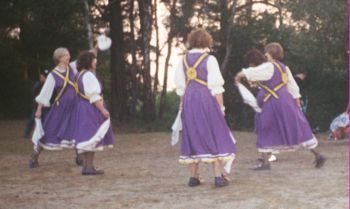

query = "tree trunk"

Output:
[[128, 0, 138, 115], [220, 0, 238, 76], [278, 0, 283, 27], [138, 0, 156, 121], [153, 0, 160, 95], [246, 0, 253, 25], [219, 0, 229, 63], [83, 0, 94, 49], [109, 0, 128, 120], [159, 0, 177, 118]]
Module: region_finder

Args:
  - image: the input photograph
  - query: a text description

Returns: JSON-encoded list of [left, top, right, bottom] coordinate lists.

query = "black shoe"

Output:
[[215, 177, 229, 187], [82, 168, 104, 175], [29, 152, 39, 169], [252, 163, 271, 171], [75, 156, 84, 166], [188, 177, 201, 187], [29, 159, 39, 168], [315, 155, 326, 168]]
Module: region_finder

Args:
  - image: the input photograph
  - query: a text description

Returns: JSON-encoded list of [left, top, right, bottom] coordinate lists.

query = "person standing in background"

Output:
[[294, 72, 319, 133], [24, 69, 50, 138], [294, 73, 307, 113]]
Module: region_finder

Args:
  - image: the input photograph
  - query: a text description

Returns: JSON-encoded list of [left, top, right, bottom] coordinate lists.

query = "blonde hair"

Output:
[[265, 42, 284, 60], [53, 47, 69, 64]]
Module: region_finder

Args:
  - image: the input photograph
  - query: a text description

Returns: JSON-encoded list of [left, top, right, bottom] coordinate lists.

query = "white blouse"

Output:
[[242, 62, 301, 99], [174, 48, 225, 96], [82, 71, 102, 103], [35, 62, 77, 107]]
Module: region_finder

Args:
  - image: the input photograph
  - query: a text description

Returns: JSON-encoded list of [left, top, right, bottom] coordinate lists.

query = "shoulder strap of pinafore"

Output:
[[51, 66, 75, 106], [183, 53, 209, 86], [74, 70, 91, 101], [257, 61, 288, 102]]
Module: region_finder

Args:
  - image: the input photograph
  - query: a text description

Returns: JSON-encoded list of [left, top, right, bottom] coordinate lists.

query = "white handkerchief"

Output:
[[97, 34, 112, 51], [237, 83, 262, 113], [171, 110, 182, 146], [32, 118, 45, 152]]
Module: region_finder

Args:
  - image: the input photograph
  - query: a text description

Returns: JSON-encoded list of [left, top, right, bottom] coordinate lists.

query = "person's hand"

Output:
[[234, 75, 240, 85], [296, 98, 302, 108], [89, 46, 99, 56], [221, 106, 226, 116], [234, 72, 244, 85], [101, 109, 110, 118], [179, 101, 183, 111], [94, 43, 100, 52], [35, 109, 42, 118]]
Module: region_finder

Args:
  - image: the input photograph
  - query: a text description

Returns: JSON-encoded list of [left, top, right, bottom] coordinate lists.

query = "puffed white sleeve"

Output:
[[207, 55, 225, 96], [174, 56, 186, 96], [35, 73, 56, 107], [286, 66, 301, 99], [70, 60, 78, 75], [82, 72, 103, 103], [242, 62, 274, 82]]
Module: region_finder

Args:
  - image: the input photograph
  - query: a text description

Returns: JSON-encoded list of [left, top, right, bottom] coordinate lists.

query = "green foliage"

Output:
[[0, 0, 89, 119], [122, 91, 180, 131], [0, 0, 346, 132]]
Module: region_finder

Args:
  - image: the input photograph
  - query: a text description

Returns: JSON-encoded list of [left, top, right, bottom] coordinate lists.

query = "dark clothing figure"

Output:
[[24, 70, 51, 138]]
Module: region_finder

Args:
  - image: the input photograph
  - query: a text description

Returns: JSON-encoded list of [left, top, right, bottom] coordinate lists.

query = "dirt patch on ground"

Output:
[[0, 120, 347, 209]]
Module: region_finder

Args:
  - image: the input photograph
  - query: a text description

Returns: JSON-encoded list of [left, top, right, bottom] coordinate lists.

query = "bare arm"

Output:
[[35, 104, 43, 118], [215, 93, 225, 115], [215, 94, 224, 107], [234, 71, 246, 84], [89, 44, 99, 57], [94, 100, 110, 118], [179, 96, 183, 110]]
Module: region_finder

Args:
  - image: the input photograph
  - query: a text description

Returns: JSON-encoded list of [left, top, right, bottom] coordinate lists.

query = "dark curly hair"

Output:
[[244, 49, 267, 67], [76, 51, 96, 72]]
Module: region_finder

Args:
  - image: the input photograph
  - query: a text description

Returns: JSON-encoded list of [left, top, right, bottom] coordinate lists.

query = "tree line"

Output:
[[0, 0, 346, 131]]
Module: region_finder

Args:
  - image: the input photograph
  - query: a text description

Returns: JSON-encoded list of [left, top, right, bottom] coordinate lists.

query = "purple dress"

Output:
[[179, 53, 236, 164], [72, 70, 115, 153], [39, 67, 76, 149], [255, 61, 318, 152]]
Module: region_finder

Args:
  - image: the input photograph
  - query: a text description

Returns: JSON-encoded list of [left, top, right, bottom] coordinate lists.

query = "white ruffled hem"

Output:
[[176, 88, 185, 96], [32, 118, 113, 153], [209, 86, 225, 96], [35, 97, 51, 107], [76, 118, 112, 153], [179, 153, 236, 174], [89, 94, 102, 103], [258, 136, 318, 153]]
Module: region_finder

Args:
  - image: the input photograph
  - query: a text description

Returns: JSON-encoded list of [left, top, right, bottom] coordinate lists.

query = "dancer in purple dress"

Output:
[[174, 29, 236, 187], [29, 47, 85, 168], [235, 43, 326, 170], [72, 51, 115, 175]]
